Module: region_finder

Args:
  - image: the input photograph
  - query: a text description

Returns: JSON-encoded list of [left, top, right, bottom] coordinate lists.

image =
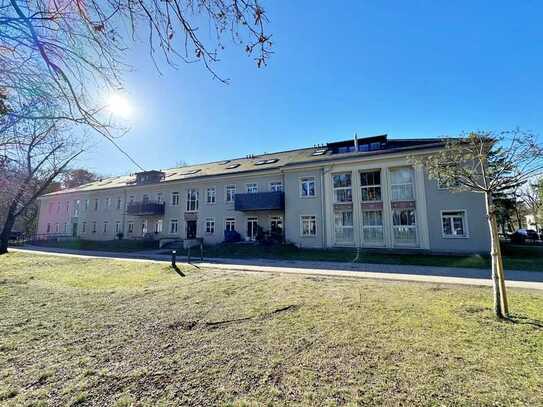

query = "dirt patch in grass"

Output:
[[1, 252, 543, 405]]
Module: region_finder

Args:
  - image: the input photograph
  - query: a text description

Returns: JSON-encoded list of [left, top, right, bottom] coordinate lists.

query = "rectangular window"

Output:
[[186, 189, 199, 211], [47, 223, 51, 233], [225, 218, 236, 232], [392, 209, 417, 245], [129, 195, 135, 204], [105, 197, 111, 208], [226, 185, 236, 202], [128, 222, 134, 234], [170, 219, 178, 234], [74, 200, 80, 216], [332, 173, 352, 203], [55, 223, 60, 233], [157, 192, 163, 203], [270, 216, 283, 233], [362, 210, 384, 244], [103, 221, 108, 233], [390, 167, 415, 201], [142, 220, 148, 235], [205, 218, 215, 234], [442, 210, 468, 238], [155, 219, 163, 233], [301, 215, 317, 236], [66, 201, 70, 213], [206, 187, 216, 204], [92, 222, 97, 233], [171, 192, 180, 206], [94, 199, 99, 211], [82, 222, 86, 233], [246, 183, 258, 193], [300, 177, 316, 197], [270, 182, 283, 192], [334, 210, 354, 243], [115, 221, 121, 234], [85, 199, 89, 210], [360, 170, 382, 202], [63, 223, 68, 233], [142, 194, 149, 203], [116, 198, 122, 210]]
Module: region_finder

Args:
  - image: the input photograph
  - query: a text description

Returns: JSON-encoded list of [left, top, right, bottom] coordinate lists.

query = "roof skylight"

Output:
[[226, 163, 240, 169], [311, 148, 328, 156]]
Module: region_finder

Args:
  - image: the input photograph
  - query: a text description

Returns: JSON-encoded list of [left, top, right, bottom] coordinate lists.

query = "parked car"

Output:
[[510, 229, 540, 244]]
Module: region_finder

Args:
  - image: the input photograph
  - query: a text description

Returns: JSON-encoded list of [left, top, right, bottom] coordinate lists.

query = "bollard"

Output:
[[200, 240, 204, 261], [187, 245, 191, 264], [171, 250, 176, 268]]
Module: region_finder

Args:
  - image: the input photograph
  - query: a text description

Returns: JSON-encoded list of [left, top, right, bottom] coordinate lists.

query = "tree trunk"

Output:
[[0, 209, 17, 255], [485, 192, 509, 318]]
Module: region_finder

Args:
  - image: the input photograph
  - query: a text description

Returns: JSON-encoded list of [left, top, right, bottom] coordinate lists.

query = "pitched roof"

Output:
[[42, 135, 444, 197]]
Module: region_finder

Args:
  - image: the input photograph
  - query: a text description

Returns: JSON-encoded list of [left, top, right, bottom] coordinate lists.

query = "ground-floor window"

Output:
[[225, 218, 236, 232], [92, 222, 97, 233], [362, 210, 384, 244], [392, 209, 417, 245], [301, 215, 317, 236], [270, 216, 283, 232], [103, 221, 108, 234], [115, 221, 121, 234], [82, 222, 86, 233], [47, 223, 51, 233], [128, 222, 134, 234], [141, 220, 147, 235], [155, 219, 163, 233], [247, 217, 258, 241], [334, 210, 353, 243], [55, 223, 60, 233], [205, 218, 215, 234], [441, 210, 467, 238], [170, 219, 178, 234]]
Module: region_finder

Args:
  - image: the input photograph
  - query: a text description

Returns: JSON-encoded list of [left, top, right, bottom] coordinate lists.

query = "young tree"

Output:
[[0, 119, 82, 254], [419, 131, 543, 319]]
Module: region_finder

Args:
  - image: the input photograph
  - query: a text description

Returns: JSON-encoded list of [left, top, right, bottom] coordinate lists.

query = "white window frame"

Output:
[[105, 197, 111, 208], [392, 208, 418, 246], [74, 200, 80, 217], [205, 218, 215, 234], [116, 197, 122, 210], [361, 209, 385, 245], [94, 199, 99, 211], [157, 192, 163, 203], [85, 199, 89, 210], [55, 223, 60, 233], [246, 183, 258, 193], [390, 167, 415, 202], [103, 221, 108, 233], [115, 221, 121, 234], [300, 215, 317, 237], [299, 177, 316, 198], [332, 173, 352, 203], [360, 169, 382, 203], [47, 223, 51, 233], [81, 222, 86, 233], [441, 209, 469, 239], [206, 187, 216, 204], [66, 201, 70, 213], [186, 188, 199, 212], [170, 219, 178, 234], [225, 185, 236, 203], [155, 219, 163, 233], [270, 215, 283, 232], [225, 217, 236, 232], [92, 222, 97, 233], [171, 192, 180, 206], [269, 181, 283, 192], [127, 222, 134, 234], [64, 223, 68, 233]]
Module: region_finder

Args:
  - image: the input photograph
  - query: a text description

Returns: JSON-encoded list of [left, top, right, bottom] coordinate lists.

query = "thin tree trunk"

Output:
[[485, 192, 509, 318], [0, 208, 17, 255]]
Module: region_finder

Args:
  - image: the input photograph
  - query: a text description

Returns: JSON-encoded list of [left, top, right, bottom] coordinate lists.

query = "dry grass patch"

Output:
[[1, 252, 543, 405]]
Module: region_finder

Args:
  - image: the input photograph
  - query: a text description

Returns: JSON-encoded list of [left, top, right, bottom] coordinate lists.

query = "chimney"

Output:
[[354, 133, 358, 151]]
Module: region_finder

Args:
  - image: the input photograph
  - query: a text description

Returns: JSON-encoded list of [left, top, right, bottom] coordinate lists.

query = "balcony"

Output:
[[234, 191, 285, 211], [126, 201, 165, 216]]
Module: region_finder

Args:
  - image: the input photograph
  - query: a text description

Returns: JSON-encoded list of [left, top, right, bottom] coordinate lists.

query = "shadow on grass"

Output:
[[170, 265, 185, 277], [506, 314, 543, 329]]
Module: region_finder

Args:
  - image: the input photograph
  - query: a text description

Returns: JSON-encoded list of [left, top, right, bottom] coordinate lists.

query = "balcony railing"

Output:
[[234, 191, 285, 211], [126, 201, 165, 216]]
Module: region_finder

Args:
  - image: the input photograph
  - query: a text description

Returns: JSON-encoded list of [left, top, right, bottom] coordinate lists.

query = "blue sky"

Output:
[[85, 1, 543, 176]]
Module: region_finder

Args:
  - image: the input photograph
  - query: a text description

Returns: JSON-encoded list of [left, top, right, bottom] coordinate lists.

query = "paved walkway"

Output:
[[8, 245, 543, 291]]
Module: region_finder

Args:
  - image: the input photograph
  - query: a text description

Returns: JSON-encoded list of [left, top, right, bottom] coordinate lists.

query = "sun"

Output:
[[106, 92, 132, 119]]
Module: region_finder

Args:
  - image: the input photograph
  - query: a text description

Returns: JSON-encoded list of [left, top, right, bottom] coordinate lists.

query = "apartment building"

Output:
[[36, 135, 491, 253]]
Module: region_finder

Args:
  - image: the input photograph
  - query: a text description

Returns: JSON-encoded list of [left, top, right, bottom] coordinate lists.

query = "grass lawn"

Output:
[[1, 253, 543, 406]]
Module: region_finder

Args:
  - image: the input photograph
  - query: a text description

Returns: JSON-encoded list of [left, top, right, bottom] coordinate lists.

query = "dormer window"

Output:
[[135, 170, 165, 185]]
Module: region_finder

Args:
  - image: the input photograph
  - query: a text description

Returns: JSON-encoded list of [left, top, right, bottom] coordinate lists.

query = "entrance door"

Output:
[[247, 217, 258, 241], [186, 220, 197, 239], [72, 223, 78, 238]]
